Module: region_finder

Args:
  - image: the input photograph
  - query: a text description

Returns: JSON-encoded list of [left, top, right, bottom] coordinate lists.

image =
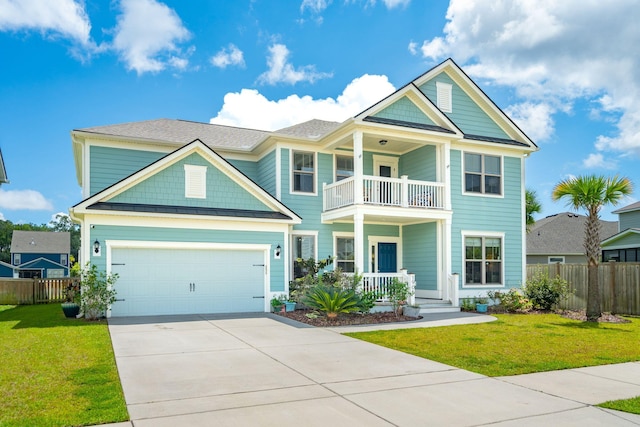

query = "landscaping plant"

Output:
[[523, 271, 570, 310], [303, 285, 360, 319], [78, 263, 119, 320], [387, 278, 412, 317], [495, 288, 532, 313]]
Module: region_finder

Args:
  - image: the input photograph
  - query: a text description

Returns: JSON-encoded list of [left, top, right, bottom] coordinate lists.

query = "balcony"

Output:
[[323, 175, 445, 211]]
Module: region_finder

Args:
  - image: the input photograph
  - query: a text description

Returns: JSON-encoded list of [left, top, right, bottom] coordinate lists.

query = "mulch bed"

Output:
[[558, 310, 631, 323], [274, 309, 421, 327]]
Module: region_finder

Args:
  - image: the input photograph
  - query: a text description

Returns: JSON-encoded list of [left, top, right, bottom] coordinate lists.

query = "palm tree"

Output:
[[525, 189, 542, 232], [552, 175, 633, 321]]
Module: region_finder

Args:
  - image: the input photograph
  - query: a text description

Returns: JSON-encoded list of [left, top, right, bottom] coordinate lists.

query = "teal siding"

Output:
[[403, 223, 437, 290], [450, 150, 523, 288], [619, 211, 640, 231], [399, 145, 436, 181], [257, 150, 276, 197], [90, 226, 285, 292], [603, 232, 640, 248], [373, 96, 435, 126], [228, 159, 257, 182], [109, 153, 271, 211], [90, 146, 164, 195], [419, 73, 509, 139]]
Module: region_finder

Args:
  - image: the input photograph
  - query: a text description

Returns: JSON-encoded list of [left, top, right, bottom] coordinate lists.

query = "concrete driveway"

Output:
[[107, 313, 640, 426]]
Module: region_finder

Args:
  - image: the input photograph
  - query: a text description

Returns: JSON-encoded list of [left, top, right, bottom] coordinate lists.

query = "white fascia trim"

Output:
[[460, 230, 506, 289]]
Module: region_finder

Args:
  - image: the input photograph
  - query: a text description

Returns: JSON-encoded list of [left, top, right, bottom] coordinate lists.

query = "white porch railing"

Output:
[[359, 270, 416, 305], [444, 273, 459, 307], [323, 175, 444, 211]]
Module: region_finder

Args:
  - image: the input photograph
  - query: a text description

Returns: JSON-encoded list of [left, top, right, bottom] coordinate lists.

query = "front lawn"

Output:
[[0, 304, 128, 427], [345, 313, 640, 377]]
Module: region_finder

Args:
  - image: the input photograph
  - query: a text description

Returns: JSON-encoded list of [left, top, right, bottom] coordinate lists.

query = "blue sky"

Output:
[[1, 0, 639, 225]]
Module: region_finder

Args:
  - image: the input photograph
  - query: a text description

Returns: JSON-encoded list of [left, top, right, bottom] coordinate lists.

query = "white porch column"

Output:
[[442, 143, 452, 210], [354, 212, 365, 275], [442, 217, 456, 305], [353, 131, 364, 205]]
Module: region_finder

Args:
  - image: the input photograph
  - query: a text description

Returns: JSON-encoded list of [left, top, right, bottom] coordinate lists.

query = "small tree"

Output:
[[77, 263, 118, 320], [526, 189, 542, 232]]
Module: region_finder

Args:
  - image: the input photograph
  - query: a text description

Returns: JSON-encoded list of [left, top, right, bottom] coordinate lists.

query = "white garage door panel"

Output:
[[110, 247, 266, 317]]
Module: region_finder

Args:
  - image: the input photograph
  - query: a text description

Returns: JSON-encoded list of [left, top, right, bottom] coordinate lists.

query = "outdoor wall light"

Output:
[[379, 139, 388, 146], [93, 239, 100, 254], [275, 244, 281, 257]]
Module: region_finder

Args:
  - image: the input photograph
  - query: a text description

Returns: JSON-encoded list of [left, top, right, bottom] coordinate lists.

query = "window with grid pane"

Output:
[[336, 237, 355, 273], [292, 235, 315, 279], [465, 236, 502, 285], [293, 151, 315, 193], [464, 153, 501, 195], [335, 155, 354, 181]]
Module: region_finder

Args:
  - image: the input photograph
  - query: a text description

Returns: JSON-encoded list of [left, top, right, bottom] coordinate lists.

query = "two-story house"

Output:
[[10, 230, 71, 278], [69, 59, 537, 317], [602, 201, 640, 262]]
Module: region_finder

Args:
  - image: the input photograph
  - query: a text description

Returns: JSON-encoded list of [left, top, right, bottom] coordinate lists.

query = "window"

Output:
[[13, 253, 21, 265], [335, 155, 354, 181], [61, 254, 68, 266], [465, 236, 502, 285], [292, 234, 316, 279], [464, 153, 501, 195], [292, 151, 315, 193], [436, 81, 452, 113], [184, 164, 207, 198], [548, 256, 565, 264], [47, 269, 64, 278], [336, 237, 355, 273]]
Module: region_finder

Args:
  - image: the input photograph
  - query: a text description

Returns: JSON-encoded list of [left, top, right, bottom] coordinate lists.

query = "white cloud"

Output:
[[257, 43, 332, 85], [504, 102, 555, 142], [582, 153, 617, 170], [380, 0, 411, 9], [0, 189, 53, 210], [300, 0, 331, 14], [407, 41, 418, 55], [211, 74, 395, 131], [0, 0, 92, 45], [417, 0, 640, 156], [211, 44, 245, 69], [0, 212, 4, 220], [112, 0, 191, 74]]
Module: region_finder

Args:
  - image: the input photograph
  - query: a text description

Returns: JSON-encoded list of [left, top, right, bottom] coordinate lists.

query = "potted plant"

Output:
[[270, 294, 285, 312], [284, 298, 296, 312], [388, 278, 413, 318], [475, 295, 489, 313], [402, 304, 421, 318], [61, 280, 81, 318]]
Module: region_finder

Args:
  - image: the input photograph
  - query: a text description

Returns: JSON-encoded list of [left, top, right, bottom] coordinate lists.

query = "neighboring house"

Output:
[[0, 260, 18, 278], [10, 231, 71, 278], [601, 201, 640, 262], [527, 212, 618, 264], [69, 58, 537, 317], [0, 148, 8, 185]]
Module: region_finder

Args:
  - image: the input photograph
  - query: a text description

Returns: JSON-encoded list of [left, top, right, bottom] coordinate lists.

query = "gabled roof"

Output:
[[0, 148, 8, 184], [11, 231, 70, 254], [527, 212, 618, 255], [18, 257, 68, 270], [71, 139, 301, 224], [601, 228, 640, 247], [274, 119, 342, 139], [0, 260, 17, 270], [612, 201, 640, 214]]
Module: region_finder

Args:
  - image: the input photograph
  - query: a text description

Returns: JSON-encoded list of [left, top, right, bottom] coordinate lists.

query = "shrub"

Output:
[[303, 286, 360, 318], [524, 272, 570, 311], [460, 298, 475, 311], [357, 290, 377, 314], [77, 263, 118, 320], [497, 288, 532, 313], [387, 278, 412, 317]]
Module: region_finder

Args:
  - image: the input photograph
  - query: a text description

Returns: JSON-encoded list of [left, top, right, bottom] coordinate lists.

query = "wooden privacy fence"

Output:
[[0, 278, 80, 305], [526, 262, 640, 315]]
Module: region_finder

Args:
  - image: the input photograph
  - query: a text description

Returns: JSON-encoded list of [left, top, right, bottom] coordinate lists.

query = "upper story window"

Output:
[[61, 254, 68, 266], [464, 235, 502, 286], [184, 164, 207, 199], [464, 153, 501, 195], [335, 155, 354, 181], [13, 253, 21, 265], [436, 81, 452, 113], [292, 151, 315, 193]]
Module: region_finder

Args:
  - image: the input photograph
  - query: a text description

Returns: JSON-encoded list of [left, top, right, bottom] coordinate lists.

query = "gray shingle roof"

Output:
[[274, 119, 342, 139], [612, 201, 640, 214], [527, 212, 618, 255], [11, 231, 70, 254], [77, 119, 271, 151]]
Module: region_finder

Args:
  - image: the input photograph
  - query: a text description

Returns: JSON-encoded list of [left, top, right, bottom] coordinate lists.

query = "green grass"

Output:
[[0, 304, 128, 427], [599, 396, 640, 415], [345, 313, 640, 377]]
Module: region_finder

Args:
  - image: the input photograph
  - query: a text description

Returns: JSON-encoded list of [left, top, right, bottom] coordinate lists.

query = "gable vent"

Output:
[[436, 81, 452, 113], [184, 164, 207, 199]]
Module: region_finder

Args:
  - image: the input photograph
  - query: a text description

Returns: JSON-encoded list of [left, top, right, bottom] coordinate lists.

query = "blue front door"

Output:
[[378, 243, 397, 273]]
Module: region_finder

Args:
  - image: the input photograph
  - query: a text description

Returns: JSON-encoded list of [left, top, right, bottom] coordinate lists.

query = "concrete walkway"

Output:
[[105, 313, 640, 426]]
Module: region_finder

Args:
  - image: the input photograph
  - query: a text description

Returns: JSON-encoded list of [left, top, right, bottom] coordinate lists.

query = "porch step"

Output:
[[416, 299, 460, 314]]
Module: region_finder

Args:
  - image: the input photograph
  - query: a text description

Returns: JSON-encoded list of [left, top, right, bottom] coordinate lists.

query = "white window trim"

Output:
[[461, 230, 505, 288], [436, 81, 452, 113], [372, 155, 399, 178], [61, 254, 68, 266], [548, 256, 565, 264], [462, 152, 504, 198], [13, 253, 21, 265], [333, 231, 355, 272], [334, 153, 354, 182], [184, 164, 207, 199], [290, 150, 317, 196]]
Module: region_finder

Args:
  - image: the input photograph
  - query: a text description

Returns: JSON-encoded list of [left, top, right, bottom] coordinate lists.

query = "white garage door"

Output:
[[109, 247, 266, 317]]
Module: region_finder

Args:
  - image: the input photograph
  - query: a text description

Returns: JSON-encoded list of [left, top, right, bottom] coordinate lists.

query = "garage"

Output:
[[109, 245, 267, 317]]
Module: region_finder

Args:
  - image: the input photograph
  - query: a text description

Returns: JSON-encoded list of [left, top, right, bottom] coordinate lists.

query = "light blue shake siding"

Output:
[[90, 226, 285, 292], [90, 146, 165, 196], [619, 211, 640, 231], [449, 150, 524, 288], [419, 74, 510, 140], [372, 96, 436, 126], [227, 159, 257, 182], [256, 150, 276, 197], [603, 232, 640, 248], [109, 153, 271, 211]]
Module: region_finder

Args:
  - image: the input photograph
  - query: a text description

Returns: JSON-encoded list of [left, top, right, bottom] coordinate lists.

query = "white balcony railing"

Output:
[[323, 175, 444, 211]]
